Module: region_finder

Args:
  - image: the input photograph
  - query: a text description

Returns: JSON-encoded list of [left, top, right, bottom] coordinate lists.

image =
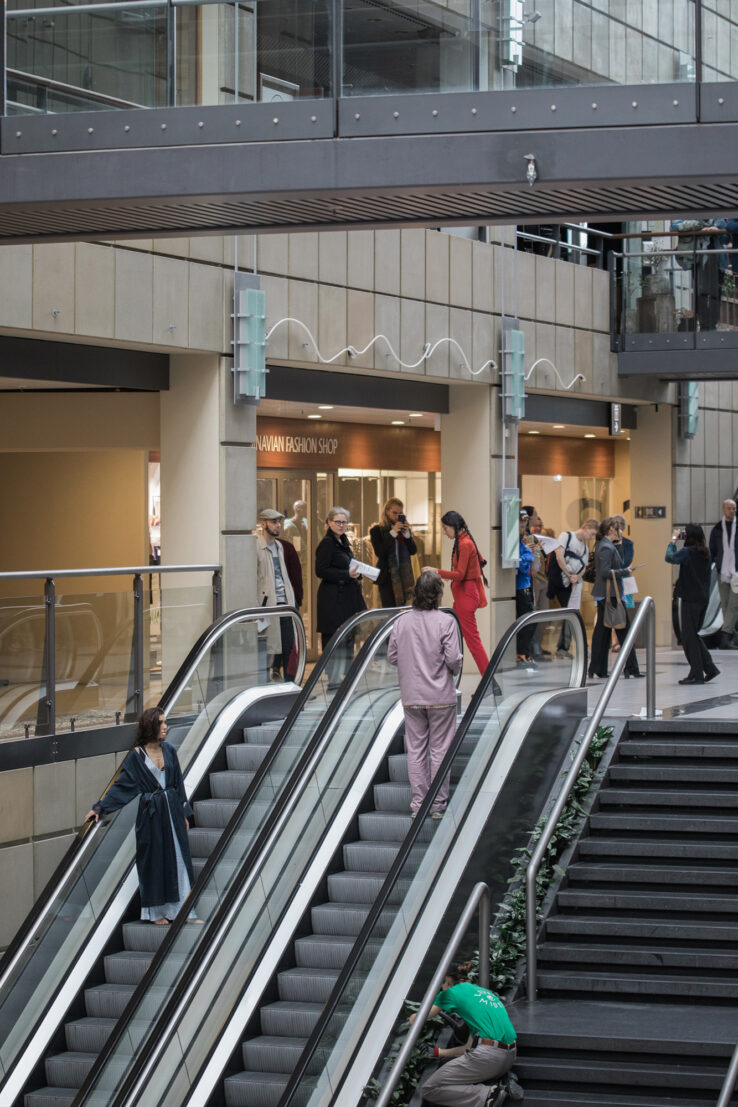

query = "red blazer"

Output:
[[438, 532, 488, 608]]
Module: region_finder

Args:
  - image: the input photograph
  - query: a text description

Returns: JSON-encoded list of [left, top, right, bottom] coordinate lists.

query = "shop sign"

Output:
[[635, 506, 666, 519], [610, 403, 623, 437], [256, 416, 441, 471]]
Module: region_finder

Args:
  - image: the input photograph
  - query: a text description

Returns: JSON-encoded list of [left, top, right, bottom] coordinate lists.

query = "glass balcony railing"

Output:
[[611, 234, 738, 353], [3, 0, 719, 119]]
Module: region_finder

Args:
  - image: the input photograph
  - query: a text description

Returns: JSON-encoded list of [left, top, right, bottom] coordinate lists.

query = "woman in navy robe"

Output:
[[85, 707, 195, 924]]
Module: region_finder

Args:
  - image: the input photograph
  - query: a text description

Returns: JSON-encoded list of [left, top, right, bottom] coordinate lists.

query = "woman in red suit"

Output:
[[425, 510, 489, 674]]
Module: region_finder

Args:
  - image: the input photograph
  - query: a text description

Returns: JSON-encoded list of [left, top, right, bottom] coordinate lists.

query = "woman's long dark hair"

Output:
[[684, 523, 709, 558], [441, 510, 488, 586], [135, 707, 164, 746], [445, 960, 474, 985]]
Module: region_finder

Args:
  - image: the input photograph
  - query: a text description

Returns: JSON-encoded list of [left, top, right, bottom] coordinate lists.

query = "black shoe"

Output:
[[486, 1087, 508, 1107], [719, 633, 738, 650], [624, 672, 645, 679], [679, 675, 705, 685], [704, 667, 720, 682]]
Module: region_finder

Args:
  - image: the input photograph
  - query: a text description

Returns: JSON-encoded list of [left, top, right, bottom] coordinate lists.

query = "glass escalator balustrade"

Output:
[[75, 608, 422, 1106], [0, 607, 305, 1101]]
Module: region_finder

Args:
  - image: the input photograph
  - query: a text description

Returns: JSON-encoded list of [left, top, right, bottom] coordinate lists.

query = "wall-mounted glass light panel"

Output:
[[5, 0, 333, 114], [340, 0, 698, 96]]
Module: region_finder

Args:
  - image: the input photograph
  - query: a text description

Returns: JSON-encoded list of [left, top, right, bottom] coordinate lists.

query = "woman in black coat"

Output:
[[315, 506, 367, 645], [370, 496, 417, 608], [588, 516, 641, 680], [85, 707, 196, 925], [667, 523, 719, 684]]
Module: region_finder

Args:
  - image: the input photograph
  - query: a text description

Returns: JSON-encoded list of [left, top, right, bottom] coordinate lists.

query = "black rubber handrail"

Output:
[[0, 605, 301, 1001], [75, 606, 433, 1107], [279, 607, 586, 1105]]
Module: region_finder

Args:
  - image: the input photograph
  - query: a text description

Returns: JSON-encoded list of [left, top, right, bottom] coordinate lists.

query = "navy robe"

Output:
[[93, 741, 194, 909]]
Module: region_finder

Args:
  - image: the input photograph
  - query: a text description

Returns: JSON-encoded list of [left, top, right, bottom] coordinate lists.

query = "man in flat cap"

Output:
[[257, 508, 303, 680]]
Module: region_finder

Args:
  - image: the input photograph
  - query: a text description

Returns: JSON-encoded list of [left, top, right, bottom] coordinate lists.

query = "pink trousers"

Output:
[[404, 705, 457, 814]]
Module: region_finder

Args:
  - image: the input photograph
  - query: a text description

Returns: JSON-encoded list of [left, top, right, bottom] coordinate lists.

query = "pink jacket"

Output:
[[387, 608, 463, 707]]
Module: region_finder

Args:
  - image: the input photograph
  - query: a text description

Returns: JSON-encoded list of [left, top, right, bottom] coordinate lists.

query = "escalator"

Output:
[[74, 607, 587, 1107], [4, 607, 408, 1106]]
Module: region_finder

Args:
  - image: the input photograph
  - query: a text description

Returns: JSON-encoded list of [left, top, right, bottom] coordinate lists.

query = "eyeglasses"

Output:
[[331, 519, 348, 526]]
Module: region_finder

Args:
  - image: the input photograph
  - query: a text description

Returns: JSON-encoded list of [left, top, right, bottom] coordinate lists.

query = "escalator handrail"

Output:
[[279, 606, 586, 1105], [76, 606, 460, 1107], [0, 605, 304, 1002]]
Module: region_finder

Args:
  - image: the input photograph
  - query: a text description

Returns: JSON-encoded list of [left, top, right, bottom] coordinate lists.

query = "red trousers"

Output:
[[452, 580, 490, 675]]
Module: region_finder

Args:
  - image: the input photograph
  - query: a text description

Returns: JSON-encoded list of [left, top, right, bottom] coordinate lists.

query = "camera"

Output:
[[398, 513, 407, 524], [673, 527, 686, 541]]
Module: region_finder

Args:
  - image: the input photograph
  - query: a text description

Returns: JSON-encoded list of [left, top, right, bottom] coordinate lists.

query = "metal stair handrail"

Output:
[[371, 883, 491, 1107], [525, 595, 656, 1001], [717, 1042, 738, 1106]]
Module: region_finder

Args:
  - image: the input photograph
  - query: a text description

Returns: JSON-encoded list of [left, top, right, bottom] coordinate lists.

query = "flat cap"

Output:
[[259, 508, 285, 520]]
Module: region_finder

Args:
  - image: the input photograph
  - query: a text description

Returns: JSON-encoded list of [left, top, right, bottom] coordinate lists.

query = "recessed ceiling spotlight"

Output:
[[391, 420, 405, 425], [528, 430, 540, 435], [307, 414, 322, 420], [584, 433, 596, 438], [553, 424, 566, 429], [408, 412, 424, 418], [318, 405, 334, 410]]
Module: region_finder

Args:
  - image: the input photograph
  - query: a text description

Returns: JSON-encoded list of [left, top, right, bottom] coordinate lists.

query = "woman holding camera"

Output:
[[370, 497, 417, 608], [666, 524, 719, 684]]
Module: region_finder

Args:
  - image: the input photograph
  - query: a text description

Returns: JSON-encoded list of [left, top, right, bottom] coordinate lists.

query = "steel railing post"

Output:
[[40, 578, 56, 737], [646, 600, 656, 719], [716, 1041, 738, 1107], [212, 569, 223, 621], [478, 886, 490, 990], [133, 574, 144, 719]]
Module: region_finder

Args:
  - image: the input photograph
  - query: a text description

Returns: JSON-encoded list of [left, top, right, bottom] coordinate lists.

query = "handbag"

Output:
[[581, 549, 596, 584], [603, 570, 627, 630]]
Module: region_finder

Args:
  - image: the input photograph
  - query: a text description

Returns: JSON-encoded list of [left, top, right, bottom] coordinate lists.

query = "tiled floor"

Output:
[[458, 644, 738, 722]]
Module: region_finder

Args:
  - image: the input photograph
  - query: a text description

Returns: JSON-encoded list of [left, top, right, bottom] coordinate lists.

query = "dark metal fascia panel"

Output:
[[699, 82, 738, 123], [265, 364, 450, 413], [524, 393, 637, 430], [618, 349, 738, 380], [0, 335, 169, 389], [1, 99, 335, 155], [0, 723, 138, 771], [338, 82, 697, 137]]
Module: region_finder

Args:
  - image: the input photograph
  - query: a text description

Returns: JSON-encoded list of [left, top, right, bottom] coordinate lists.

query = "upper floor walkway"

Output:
[[1, 0, 738, 241]]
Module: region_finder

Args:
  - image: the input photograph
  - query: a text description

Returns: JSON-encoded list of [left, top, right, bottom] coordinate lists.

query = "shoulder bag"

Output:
[[603, 570, 627, 629]]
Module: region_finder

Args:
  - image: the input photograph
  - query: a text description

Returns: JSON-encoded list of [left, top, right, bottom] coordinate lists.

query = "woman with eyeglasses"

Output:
[[315, 506, 367, 679]]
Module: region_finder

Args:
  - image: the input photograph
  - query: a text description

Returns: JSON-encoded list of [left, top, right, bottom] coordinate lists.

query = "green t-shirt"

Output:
[[433, 982, 516, 1044]]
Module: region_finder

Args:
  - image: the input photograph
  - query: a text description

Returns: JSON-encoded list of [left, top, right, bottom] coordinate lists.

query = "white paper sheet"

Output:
[[349, 558, 380, 582], [621, 575, 638, 596]]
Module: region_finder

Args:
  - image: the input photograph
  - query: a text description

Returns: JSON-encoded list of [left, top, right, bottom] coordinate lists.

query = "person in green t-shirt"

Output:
[[408, 962, 517, 1107]]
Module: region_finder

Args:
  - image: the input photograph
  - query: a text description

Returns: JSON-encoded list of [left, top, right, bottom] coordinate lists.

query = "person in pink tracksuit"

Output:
[[387, 571, 463, 818]]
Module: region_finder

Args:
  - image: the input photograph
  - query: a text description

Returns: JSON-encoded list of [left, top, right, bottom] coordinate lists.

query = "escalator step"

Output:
[[65, 1017, 116, 1053], [122, 920, 196, 953], [242, 1035, 307, 1072], [210, 770, 255, 799], [358, 811, 434, 842], [311, 901, 397, 938], [388, 754, 409, 782], [84, 983, 135, 1019], [103, 950, 152, 985], [277, 967, 340, 1002], [243, 723, 283, 743], [294, 934, 356, 969], [44, 1051, 95, 1088], [373, 782, 412, 812], [260, 1001, 323, 1037], [223, 1069, 287, 1107], [327, 870, 406, 904], [342, 840, 400, 872], [193, 798, 240, 828], [226, 744, 271, 772], [24, 1088, 76, 1107]]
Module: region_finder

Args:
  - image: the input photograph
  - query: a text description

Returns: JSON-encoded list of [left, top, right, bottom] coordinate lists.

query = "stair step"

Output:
[[545, 916, 738, 942], [44, 1052, 95, 1088], [241, 1035, 307, 1073], [556, 888, 738, 913], [358, 811, 434, 842], [326, 870, 406, 905], [588, 813, 738, 834], [565, 863, 738, 886], [516, 1055, 727, 1091], [538, 943, 738, 972], [310, 901, 396, 938], [243, 722, 283, 743], [122, 919, 178, 952], [518, 1090, 720, 1107], [103, 949, 152, 986], [598, 789, 738, 809], [387, 754, 409, 782], [84, 983, 135, 1019], [223, 1070, 288, 1107], [277, 966, 340, 1003], [538, 969, 738, 1000], [610, 764, 738, 784], [578, 837, 738, 861], [193, 798, 240, 828], [209, 770, 255, 799], [23, 1089, 77, 1107], [621, 741, 738, 759]]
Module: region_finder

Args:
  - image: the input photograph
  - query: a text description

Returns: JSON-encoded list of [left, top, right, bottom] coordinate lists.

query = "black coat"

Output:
[[93, 741, 194, 908], [315, 531, 367, 637], [369, 523, 417, 596], [709, 518, 738, 572]]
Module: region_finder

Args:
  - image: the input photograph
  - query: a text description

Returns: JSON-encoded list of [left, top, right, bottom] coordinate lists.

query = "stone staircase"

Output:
[[510, 718, 738, 1107]]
